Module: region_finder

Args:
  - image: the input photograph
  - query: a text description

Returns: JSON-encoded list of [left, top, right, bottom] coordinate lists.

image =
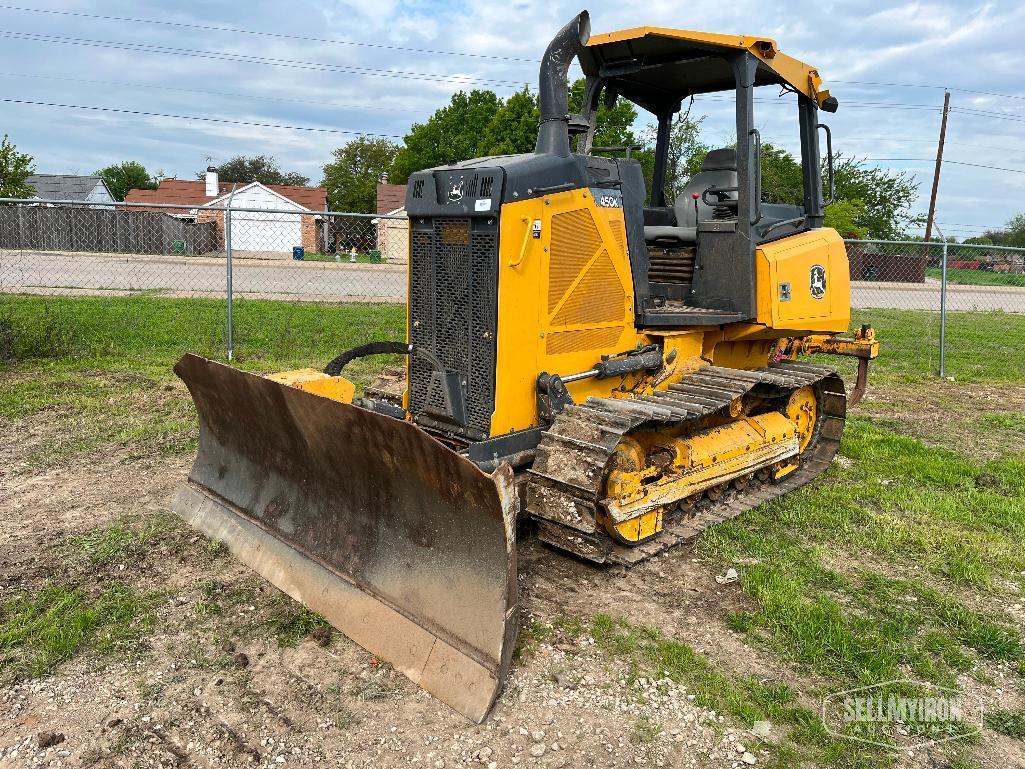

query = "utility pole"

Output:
[[923, 90, 950, 243]]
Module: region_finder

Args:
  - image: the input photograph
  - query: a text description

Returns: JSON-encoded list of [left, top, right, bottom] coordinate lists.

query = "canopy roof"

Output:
[[580, 27, 832, 114]]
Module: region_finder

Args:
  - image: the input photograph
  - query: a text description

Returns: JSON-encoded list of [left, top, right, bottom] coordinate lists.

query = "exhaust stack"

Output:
[[535, 10, 591, 157]]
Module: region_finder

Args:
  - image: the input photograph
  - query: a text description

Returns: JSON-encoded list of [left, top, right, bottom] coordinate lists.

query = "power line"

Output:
[[833, 79, 1025, 103], [949, 107, 1025, 123], [841, 136, 1025, 156], [865, 157, 1025, 175], [0, 71, 414, 113], [0, 30, 529, 89], [0, 97, 403, 138], [0, 2, 537, 63], [936, 221, 1007, 230]]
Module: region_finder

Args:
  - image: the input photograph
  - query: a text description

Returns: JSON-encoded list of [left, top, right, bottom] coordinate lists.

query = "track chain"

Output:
[[525, 362, 847, 565]]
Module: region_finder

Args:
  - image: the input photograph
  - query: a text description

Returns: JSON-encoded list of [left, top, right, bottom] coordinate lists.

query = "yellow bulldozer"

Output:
[[171, 11, 879, 722]]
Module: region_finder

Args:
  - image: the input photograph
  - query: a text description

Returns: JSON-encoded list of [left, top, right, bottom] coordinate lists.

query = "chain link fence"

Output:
[[849, 239, 1025, 378], [0, 198, 406, 301], [2, 198, 1023, 376]]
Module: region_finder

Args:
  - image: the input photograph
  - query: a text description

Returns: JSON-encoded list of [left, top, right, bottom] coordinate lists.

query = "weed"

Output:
[[945, 756, 982, 769], [137, 679, 165, 701], [69, 514, 172, 566], [354, 678, 397, 702], [630, 714, 662, 744], [263, 596, 332, 648], [207, 538, 229, 556], [0, 582, 157, 679], [513, 617, 550, 660], [984, 709, 1025, 740], [552, 614, 586, 637]]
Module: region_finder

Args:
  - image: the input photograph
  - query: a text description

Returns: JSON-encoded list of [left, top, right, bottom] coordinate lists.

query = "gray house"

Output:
[[24, 174, 115, 207]]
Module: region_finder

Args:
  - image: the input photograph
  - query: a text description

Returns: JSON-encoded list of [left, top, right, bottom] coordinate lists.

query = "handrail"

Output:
[[817, 123, 835, 206], [750, 127, 763, 225]]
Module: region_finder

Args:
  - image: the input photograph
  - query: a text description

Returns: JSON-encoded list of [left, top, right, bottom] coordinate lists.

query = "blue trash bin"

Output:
[[292, 246, 305, 261]]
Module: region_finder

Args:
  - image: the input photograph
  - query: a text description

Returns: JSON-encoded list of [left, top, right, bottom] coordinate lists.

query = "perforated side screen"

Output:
[[409, 218, 498, 439]]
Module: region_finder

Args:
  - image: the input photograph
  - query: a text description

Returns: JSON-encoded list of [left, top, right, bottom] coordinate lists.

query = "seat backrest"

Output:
[[673, 148, 738, 228]]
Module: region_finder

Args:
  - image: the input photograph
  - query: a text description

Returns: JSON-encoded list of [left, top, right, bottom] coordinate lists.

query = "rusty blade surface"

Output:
[[171, 353, 517, 722]]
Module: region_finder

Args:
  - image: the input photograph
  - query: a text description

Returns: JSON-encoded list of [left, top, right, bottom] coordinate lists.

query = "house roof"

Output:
[[125, 179, 327, 211], [25, 174, 109, 201], [376, 182, 407, 214]]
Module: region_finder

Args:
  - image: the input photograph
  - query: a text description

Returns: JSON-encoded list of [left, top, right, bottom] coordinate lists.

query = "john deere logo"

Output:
[[810, 265, 827, 299], [448, 180, 465, 202]]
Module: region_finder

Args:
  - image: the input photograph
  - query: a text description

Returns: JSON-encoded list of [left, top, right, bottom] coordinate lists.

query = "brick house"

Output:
[[126, 169, 327, 256]]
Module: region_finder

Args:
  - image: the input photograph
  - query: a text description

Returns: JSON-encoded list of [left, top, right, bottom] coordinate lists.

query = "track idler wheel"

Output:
[[601, 436, 665, 545]]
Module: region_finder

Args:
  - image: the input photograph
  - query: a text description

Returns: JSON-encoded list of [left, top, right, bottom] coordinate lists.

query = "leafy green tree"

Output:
[[482, 88, 539, 156], [390, 90, 503, 183], [389, 80, 646, 182], [636, 111, 708, 204], [322, 137, 399, 213], [998, 213, 1025, 247], [687, 143, 918, 238], [202, 155, 309, 186], [0, 134, 35, 199], [662, 114, 709, 202], [831, 155, 919, 239], [95, 160, 156, 201], [823, 199, 869, 238]]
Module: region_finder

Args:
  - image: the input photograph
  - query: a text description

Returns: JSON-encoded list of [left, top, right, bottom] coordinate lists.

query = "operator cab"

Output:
[[572, 28, 838, 325]]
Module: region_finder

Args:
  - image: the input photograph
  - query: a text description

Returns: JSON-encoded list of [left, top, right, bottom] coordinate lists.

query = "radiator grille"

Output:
[[409, 218, 498, 438]]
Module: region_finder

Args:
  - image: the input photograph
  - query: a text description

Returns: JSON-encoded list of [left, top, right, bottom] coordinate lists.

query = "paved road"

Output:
[[0, 251, 406, 302], [851, 280, 1025, 312], [3, 251, 1024, 312]]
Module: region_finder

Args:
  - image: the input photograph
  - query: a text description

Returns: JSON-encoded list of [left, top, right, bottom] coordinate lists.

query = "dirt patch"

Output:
[[859, 380, 1025, 460], [0, 456, 769, 769]]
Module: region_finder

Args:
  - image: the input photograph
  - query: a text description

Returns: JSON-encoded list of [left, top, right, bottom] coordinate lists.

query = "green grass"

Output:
[[844, 309, 1025, 384], [979, 412, 1025, 434], [926, 267, 1025, 288], [300, 251, 389, 264], [984, 709, 1025, 740], [0, 582, 157, 680], [630, 714, 663, 744], [0, 294, 404, 372], [0, 295, 404, 466], [701, 419, 1025, 690], [262, 595, 333, 648], [68, 513, 175, 566]]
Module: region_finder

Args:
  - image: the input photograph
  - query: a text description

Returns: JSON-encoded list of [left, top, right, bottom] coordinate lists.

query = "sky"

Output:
[[2, 0, 1023, 237]]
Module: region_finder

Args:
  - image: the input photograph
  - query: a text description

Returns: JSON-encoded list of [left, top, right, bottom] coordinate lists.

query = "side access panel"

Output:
[[756, 228, 850, 333]]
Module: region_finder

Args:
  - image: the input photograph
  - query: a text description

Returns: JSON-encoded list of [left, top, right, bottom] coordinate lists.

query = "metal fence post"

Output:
[[939, 236, 949, 378], [225, 184, 237, 361]]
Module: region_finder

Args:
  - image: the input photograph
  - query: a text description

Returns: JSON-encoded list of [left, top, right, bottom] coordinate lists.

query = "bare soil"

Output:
[[0, 444, 777, 769], [1, 383, 1022, 768]]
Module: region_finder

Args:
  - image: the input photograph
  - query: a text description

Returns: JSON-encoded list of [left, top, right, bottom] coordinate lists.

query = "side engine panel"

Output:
[[755, 228, 851, 334], [491, 188, 639, 436]]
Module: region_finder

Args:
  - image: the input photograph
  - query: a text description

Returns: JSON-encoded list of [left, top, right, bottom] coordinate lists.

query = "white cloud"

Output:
[[1, 0, 1021, 229]]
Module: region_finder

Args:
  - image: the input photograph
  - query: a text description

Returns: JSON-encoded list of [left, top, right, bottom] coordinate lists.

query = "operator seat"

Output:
[[644, 148, 738, 243]]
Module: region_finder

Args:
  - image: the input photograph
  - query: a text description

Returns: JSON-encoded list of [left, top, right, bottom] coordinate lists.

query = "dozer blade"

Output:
[[171, 353, 517, 722]]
